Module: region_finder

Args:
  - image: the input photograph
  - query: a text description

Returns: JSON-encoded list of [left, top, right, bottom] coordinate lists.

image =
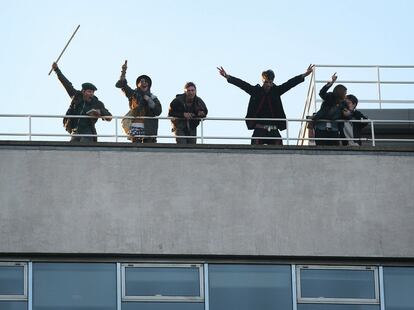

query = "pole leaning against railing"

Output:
[[298, 70, 316, 145], [48, 25, 80, 75]]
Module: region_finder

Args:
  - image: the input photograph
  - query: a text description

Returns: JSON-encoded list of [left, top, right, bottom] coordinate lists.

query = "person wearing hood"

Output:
[[168, 82, 208, 144], [115, 60, 162, 143]]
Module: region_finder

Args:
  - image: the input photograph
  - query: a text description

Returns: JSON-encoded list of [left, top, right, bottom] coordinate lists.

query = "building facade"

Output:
[[1, 142, 413, 310]]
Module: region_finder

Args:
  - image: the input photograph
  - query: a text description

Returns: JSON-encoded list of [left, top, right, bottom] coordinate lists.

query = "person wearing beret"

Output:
[[115, 60, 162, 143], [51, 62, 112, 142]]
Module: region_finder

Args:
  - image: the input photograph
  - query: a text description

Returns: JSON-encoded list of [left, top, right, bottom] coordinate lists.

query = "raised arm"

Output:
[[217, 66, 256, 95], [217, 66, 228, 79], [51, 62, 77, 98], [278, 64, 315, 95], [302, 64, 315, 78], [115, 60, 135, 98], [319, 72, 337, 100], [120, 60, 127, 81]]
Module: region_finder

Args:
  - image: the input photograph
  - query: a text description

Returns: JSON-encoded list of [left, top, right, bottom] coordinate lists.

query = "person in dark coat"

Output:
[[115, 60, 162, 143], [51, 62, 112, 142], [218, 65, 314, 145], [312, 73, 347, 146], [168, 82, 208, 144]]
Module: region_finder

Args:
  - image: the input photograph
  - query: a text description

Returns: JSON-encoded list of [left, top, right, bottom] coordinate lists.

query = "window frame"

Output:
[[121, 263, 204, 302], [0, 262, 28, 300], [296, 265, 380, 305]]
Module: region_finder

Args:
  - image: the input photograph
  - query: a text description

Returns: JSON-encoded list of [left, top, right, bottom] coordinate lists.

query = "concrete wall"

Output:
[[1, 143, 413, 258]]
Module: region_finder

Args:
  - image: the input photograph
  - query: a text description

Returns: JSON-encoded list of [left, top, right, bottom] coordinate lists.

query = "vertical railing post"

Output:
[[376, 66, 382, 109], [28, 115, 32, 141], [115, 116, 118, 142], [115, 118, 118, 142], [285, 119, 290, 145], [200, 118, 204, 144], [370, 120, 376, 147], [313, 68, 317, 113]]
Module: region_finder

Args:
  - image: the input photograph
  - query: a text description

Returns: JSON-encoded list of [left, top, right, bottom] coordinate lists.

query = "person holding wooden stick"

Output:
[[51, 62, 112, 142]]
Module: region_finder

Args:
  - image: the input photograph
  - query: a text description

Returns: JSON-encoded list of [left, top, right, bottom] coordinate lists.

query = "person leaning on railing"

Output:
[[51, 62, 112, 142], [115, 60, 162, 143], [168, 82, 208, 144], [217, 64, 314, 145], [312, 72, 347, 146]]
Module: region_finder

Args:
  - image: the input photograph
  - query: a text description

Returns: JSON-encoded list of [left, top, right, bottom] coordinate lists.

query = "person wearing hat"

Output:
[[115, 60, 162, 143], [51, 62, 112, 142]]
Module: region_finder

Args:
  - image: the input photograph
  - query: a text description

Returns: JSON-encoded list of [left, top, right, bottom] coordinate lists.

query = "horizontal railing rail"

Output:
[[1, 114, 413, 147], [298, 64, 414, 145], [312, 65, 414, 110]]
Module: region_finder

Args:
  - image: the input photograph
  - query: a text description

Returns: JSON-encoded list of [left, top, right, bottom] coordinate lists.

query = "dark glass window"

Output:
[[297, 304, 380, 310], [122, 302, 204, 310], [383, 267, 414, 310], [0, 265, 25, 297], [0, 301, 27, 310], [298, 266, 378, 302], [208, 264, 292, 310], [123, 265, 202, 299], [32, 263, 116, 310]]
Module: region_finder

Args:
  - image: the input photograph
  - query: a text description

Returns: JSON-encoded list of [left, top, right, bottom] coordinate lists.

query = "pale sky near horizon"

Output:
[[1, 0, 413, 143]]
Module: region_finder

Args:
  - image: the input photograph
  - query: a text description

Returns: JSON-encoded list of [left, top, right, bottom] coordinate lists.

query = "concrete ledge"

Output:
[[1, 142, 413, 258], [1, 140, 414, 153]]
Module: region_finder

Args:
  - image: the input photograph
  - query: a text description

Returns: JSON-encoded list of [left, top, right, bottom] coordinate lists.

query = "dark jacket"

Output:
[[340, 109, 369, 145], [168, 94, 208, 131], [351, 110, 369, 139], [115, 79, 162, 136], [56, 68, 111, 140], [312, 83, 346, 131], [227, 74, 305, 131]]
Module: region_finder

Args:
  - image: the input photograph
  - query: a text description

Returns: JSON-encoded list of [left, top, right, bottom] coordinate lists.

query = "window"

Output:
[[297, 304, 380, 310], [383, 267, 414, 310], [0, 262, 27, 300], [0, 300, 28, 310], [121, 302, 205, 310], [122, 264, 203, 302], [208, 264, 292, 310], [32, 263, 116, 310], [297, 265, 379, 305]]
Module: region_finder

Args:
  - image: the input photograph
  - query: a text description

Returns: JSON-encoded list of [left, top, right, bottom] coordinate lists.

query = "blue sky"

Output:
[[1, 0, 413, 142]]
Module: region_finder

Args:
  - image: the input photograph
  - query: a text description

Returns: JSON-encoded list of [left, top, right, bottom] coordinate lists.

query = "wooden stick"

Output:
[[48, 25, 80, 75]]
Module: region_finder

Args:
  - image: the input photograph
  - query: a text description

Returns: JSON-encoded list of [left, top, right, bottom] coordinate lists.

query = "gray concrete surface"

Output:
[[1, 144, 413, 258]]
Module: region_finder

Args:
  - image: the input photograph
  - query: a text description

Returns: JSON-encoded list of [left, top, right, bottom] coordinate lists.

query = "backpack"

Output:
[[63, 105, 76, 133]]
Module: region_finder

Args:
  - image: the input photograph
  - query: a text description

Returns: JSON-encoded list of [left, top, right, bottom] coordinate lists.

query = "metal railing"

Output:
[[0, 114, 413, 147], [298, 65, 414, 145]]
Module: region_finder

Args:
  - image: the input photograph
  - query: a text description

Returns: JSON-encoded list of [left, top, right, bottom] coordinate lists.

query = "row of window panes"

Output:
[[1, 262, 414, 310]]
